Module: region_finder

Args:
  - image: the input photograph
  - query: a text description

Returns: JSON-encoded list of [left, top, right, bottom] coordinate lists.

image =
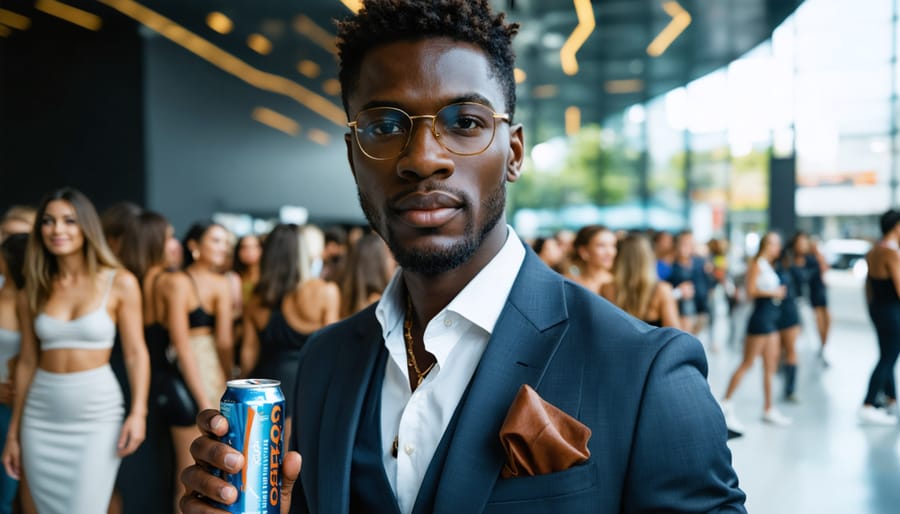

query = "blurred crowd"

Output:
[[0, 188, 874, 514]]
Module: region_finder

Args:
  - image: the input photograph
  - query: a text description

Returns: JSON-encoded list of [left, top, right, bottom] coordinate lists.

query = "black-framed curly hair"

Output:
[[335, 0, 520, 121]]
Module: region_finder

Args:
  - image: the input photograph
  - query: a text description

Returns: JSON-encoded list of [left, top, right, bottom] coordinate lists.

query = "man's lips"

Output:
[[392, 192, 463, 211], [392, 192, 464, 228]]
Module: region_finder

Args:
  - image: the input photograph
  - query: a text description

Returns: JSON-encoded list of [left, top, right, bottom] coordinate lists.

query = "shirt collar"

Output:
[[375, 225, 526, 338]]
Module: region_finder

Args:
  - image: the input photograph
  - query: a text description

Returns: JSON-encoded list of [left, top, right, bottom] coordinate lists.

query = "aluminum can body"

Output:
[[217, 379, 285, 514]]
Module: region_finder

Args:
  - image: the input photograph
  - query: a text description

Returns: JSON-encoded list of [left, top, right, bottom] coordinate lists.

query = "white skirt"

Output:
[[22, 365, 124, 514]]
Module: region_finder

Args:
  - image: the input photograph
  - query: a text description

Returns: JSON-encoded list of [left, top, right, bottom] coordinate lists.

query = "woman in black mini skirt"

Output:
[[720, 232, 791, 434]]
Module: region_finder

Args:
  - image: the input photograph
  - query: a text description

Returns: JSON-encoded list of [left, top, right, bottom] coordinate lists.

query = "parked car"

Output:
[[822, 238, 872, 278]]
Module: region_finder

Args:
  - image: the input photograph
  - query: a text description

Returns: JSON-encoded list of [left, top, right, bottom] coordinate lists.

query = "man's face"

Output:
[[345, 38, 524, 275]]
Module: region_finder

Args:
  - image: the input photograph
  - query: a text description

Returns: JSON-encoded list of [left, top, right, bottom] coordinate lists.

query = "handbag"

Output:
[[150, 327, 199, 427]]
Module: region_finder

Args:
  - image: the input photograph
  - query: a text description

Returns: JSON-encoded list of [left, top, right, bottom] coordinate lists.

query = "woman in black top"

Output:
[[859, 210, 900, 426], [117, 210, 175, 514], [775, 247, 803, 402], [792, 232, 831, 365], [241, 224, 339, 446]]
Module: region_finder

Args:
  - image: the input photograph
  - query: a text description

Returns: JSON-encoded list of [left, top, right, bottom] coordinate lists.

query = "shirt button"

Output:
[[443, 318, 453, 327], [404, 443, 416, 456]]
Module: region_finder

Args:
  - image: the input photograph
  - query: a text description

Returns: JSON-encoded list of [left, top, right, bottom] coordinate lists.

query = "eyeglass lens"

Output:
[[354, 103, 499, 159]]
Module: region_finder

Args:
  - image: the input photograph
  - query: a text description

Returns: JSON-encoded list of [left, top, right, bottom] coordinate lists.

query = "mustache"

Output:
[[388, 185, 471, 208]]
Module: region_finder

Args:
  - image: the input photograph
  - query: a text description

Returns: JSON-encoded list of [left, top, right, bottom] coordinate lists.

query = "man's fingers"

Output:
[[279, 451, 302, 514], [178, 492, 231, 514], [190, 436, 244, 474], [197, 409, 229, 437], [181, 464, 238, 505]]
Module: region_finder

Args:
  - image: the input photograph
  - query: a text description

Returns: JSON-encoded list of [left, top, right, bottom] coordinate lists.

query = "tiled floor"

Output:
[[702, 270, 900, 514]]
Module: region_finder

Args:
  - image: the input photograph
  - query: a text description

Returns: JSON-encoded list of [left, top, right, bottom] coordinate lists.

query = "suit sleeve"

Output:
[[288, 342, 311, 514], [622, 331, 747, 513]]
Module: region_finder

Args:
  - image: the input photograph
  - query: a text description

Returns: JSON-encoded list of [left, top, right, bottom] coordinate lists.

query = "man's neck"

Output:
[[403, 223, 509, 325]]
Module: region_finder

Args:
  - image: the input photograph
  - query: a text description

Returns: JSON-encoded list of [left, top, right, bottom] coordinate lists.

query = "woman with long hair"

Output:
[[601, 234, 680, 328], [0, 207, 35, 243], [1, 188, 150, 513], [226, 234, 262, 370], [116, 211, 175, 513], [241, 224, 339, 445], [775, 245, 803, 403], [791, 231, 831, 365], [151, 221, 233, 507], [531, 236, 564, 273], [231, 234, 262, 314], [858, 210, 900, 426], [99, 202, 141, 257], [0, 234, 26, 512], [340, 232, 395, 318], [567, 225, 617, 294], [720, 232, 790, 435], [180, 221, 233, 393]]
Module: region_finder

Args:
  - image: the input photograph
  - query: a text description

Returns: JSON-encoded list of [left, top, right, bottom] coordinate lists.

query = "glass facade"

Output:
[[511, 0, 898, 243]]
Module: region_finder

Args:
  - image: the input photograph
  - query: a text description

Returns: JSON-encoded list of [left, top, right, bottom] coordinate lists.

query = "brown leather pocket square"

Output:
[[499, 384, 591, 478]]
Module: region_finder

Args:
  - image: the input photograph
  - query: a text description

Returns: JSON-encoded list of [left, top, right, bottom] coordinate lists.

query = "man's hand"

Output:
[[179, 409, 301, 514]]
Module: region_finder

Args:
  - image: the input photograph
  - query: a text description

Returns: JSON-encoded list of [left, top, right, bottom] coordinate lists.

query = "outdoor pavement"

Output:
[[701, 270, 900, 514]]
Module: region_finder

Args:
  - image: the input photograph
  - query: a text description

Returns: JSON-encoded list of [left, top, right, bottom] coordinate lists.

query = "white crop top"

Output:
[[0, 327, 20, 382], [34, 270, 116, 351], [755, 257, 781, 294]]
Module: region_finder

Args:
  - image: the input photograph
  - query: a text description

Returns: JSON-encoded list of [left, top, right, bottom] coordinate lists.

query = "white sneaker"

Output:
[[818, 348, 830, 368], [762, 408, 793, 426], [859, 406, 898, 426], [720, 400, 745, 434]]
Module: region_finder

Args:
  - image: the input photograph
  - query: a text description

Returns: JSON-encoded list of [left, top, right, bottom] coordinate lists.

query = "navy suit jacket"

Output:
[[289, 246, 746, 513]]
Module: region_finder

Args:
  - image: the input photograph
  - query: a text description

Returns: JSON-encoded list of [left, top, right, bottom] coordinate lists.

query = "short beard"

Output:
[[358, 181, 506, 276]]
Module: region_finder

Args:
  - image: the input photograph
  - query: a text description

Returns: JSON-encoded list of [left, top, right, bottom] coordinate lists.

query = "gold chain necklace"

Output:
[[392, 296, 437, 459], [404, 295, 435, 388]]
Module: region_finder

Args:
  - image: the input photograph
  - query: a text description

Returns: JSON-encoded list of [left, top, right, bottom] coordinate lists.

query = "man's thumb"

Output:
[[280, 450, 302, 514]]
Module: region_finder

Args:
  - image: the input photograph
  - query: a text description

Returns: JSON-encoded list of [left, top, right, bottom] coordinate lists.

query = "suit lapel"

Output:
[[432, 251, 570, 514], [316, 311, 384, 514]]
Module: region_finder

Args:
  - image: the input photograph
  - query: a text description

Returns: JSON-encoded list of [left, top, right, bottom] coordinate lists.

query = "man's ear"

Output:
[[345, 133, 359, 182], [506, 124, 524, 183]]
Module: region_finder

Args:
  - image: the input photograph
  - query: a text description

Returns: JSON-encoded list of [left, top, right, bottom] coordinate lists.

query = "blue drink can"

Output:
[[217, 379, 285, 514]]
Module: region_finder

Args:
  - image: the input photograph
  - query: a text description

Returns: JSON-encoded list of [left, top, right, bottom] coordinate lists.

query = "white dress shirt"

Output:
[[374, 226, 526, 514]]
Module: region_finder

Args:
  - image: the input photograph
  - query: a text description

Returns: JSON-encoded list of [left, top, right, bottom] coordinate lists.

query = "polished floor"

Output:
[[702, 270, 900, 514]]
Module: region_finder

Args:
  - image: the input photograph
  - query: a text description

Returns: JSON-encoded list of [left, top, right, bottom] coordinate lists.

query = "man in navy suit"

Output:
[[181, 1, 746, 512]]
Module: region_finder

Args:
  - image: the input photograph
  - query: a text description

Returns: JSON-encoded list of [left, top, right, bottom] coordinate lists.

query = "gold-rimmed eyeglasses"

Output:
[[347, 102, 510, 160]]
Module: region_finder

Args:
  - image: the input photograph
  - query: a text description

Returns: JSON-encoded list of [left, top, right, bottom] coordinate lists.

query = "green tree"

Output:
[[509, 125, 637, 213]]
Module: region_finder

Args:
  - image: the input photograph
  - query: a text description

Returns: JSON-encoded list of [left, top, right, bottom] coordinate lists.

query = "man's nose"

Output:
[[396, 118, 455, 180]]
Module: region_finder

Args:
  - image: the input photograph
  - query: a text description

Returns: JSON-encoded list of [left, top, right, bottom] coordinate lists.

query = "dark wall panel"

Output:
[[769, 155, 796, 237], [0, 10, 145, 213], [144, 34, 361, 234]]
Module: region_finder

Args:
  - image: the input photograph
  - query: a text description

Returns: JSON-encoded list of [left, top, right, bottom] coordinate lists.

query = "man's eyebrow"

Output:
[[357, 93, 500, 113], [447, 94, 497, 110], [358, 100, 405, 111]]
